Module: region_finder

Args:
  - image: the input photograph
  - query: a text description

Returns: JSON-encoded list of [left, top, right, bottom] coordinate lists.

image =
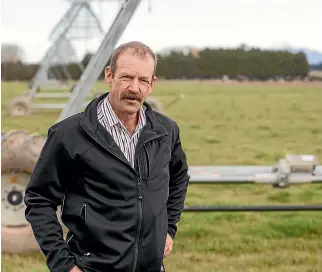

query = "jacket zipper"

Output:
[[131, 157, 143, 272]]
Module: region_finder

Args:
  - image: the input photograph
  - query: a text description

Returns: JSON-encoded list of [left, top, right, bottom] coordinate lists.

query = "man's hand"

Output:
[[163, 233, 173, 259], [70, 265, 83, 272]]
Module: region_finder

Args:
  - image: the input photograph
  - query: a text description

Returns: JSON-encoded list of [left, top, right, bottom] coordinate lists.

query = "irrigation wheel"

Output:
[[1, 130, 68, 253], [7, 95, 33, 116]]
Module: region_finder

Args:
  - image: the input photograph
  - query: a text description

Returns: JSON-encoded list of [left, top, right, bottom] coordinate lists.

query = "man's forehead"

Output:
[[115, 52, 154, 75], [117, 50, 154, 64]]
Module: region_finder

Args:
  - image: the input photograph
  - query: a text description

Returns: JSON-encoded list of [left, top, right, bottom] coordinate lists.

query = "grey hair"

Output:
[[109, 41, 158, 76]]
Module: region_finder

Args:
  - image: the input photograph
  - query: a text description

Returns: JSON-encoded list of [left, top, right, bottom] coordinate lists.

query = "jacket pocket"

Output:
[[66, 233, 74, 244], [143, 141, 171, 192], [80, 203, 90, 252], [77, 202, 95, 270]]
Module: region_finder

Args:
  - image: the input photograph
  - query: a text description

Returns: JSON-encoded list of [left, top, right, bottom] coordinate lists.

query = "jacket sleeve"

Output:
[[24, 127, 77, 272], [167, 123, 190, 239]]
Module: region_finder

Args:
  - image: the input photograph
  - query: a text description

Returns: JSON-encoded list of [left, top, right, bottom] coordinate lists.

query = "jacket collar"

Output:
[[80, 92, 168, 153]]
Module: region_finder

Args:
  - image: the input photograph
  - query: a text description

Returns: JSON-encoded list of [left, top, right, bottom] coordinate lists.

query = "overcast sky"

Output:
[[1, 0, 321, 63]]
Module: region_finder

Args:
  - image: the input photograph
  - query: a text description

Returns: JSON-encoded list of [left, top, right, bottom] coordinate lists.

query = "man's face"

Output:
[[105, 50, 156, 115]]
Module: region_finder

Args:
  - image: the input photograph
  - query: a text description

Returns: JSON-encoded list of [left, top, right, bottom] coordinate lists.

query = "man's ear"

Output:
[[105, 66, 112, 87], [150, 75, 157, 89], [147, 75, 157, 95]]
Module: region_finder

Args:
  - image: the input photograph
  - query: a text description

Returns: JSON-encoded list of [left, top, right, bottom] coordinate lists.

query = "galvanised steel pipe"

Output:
[[188, 173, 322, 184], [183, 205, 322, 212]]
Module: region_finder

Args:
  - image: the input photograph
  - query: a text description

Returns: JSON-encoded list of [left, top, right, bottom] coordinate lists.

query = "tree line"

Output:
[[1, 46, 320, 82]]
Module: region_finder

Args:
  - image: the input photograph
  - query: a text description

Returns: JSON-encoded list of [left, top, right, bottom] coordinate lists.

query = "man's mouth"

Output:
[[124, 97, 139, 101]]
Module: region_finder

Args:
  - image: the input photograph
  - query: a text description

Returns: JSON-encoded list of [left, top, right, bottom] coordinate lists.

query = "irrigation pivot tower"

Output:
[[7, 0, 109, 116], [30, 0, 106, 93]]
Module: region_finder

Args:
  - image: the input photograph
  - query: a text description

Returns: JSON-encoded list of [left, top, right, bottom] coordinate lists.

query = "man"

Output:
[[24, 41, 190, 272]]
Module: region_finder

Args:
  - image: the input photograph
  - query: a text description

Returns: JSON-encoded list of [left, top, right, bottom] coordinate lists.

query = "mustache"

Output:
[[121, 92, 142, 101]]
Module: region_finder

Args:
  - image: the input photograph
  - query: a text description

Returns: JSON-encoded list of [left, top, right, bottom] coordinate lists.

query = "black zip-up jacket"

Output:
[[24, 93, 190, 272]]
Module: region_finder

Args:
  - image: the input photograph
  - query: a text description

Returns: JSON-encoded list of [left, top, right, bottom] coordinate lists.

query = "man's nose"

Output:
[[128, 78, 140, 91]]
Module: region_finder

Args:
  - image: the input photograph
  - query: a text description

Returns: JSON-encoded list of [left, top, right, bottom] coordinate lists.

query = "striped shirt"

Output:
[[97, 95, 146, 168]]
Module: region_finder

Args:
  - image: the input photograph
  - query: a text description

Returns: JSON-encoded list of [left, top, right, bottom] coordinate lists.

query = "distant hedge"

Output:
[[1, 46, 312, 81]]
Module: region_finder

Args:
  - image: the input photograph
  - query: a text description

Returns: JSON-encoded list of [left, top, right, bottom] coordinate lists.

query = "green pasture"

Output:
[[1, 81, 322, 272]]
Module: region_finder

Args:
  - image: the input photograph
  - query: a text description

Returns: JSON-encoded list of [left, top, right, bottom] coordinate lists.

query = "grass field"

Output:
[[1, 80, 322, 272]]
